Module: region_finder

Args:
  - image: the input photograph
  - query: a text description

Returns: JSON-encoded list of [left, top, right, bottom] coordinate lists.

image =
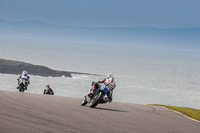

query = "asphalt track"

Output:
[[0, 90, 200, 133]]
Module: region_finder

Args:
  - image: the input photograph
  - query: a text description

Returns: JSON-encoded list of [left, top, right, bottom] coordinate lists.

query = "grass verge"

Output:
[[149, 104, 200, 121]]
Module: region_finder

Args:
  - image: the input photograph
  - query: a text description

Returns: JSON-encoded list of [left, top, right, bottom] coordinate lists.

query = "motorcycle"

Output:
[[81, 83, 109, 108], [18, 78, 28, 92]]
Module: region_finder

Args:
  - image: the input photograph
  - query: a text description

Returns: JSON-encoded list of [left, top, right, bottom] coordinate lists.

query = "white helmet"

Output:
[[107, 73, 114, 79], [22, 70, 28, 76]]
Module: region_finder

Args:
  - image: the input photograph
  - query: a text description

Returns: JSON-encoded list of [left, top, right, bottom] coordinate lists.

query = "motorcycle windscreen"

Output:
[[98, 85, 109, 94]]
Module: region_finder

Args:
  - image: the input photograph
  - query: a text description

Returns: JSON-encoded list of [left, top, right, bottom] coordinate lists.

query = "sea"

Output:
[[1, 37, 200, 109]]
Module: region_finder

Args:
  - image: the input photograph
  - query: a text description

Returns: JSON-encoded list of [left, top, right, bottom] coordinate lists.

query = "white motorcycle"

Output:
[[18, 78, 29, 92]]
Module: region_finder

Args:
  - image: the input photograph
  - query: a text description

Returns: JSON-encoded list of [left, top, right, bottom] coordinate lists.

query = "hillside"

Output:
[[0, 19, 200, 51]]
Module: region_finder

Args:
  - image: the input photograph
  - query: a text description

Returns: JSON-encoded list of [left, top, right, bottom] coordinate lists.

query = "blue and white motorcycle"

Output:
[[81, 83, 109, 108]]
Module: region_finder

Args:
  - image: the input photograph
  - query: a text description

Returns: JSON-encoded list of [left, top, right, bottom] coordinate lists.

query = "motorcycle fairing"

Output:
[[98, 85, 109, 94]]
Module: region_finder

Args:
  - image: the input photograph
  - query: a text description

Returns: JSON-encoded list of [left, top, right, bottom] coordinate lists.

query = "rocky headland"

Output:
[[0, 58, 99, 77]]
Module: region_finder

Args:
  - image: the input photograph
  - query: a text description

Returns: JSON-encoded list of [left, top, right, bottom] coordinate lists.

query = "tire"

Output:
[[19, 85, 25, 92], [81, 96, 88, 106], [19, 88, 23, 92], [19, 88, 24, 92], [90, 91, 104, 108]]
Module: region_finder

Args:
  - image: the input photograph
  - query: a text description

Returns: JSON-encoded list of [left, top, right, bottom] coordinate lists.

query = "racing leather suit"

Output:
[[43, 87, 54, 95]]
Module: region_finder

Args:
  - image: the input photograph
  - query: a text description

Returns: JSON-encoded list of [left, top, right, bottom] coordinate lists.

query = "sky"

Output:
[[0, 0, 200, 28]]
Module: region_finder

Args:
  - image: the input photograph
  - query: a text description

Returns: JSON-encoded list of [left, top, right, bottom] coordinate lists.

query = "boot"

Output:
[[100, 97, 109, 103], [17, 86, 20, 89]]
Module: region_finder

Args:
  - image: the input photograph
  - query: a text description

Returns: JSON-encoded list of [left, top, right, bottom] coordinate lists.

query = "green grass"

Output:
[[149, 104, 200, 121]]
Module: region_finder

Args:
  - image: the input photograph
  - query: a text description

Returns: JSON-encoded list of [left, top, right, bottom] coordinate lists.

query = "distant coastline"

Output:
[[0, 58, 100, 77]]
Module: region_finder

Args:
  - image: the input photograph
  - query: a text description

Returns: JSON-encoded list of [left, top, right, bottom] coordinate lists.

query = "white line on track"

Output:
[[162, 107, 200, 123]]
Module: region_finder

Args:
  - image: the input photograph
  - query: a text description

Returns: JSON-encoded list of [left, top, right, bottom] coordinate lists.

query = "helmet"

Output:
[[22, 71, 27, 76], [46, 84, 50, 88], [107, 73, 114, 79]]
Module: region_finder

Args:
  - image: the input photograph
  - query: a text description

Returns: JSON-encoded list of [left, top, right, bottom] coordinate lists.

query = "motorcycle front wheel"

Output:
[[19, 84, 25, 92], [19, 88, 24, 92], [89, 91, 104, 108]]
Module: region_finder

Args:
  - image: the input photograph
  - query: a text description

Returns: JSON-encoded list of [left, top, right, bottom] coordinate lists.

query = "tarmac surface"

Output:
[[0, 90, 200, 133]]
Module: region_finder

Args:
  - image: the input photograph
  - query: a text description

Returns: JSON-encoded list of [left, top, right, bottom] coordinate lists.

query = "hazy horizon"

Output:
[[1, 19, 200, 52], [1, 0, 200, 52], [1, 0, 200, 28]]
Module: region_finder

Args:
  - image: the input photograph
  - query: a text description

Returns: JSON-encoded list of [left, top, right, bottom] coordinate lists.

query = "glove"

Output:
[[92, 81, 99, 85]]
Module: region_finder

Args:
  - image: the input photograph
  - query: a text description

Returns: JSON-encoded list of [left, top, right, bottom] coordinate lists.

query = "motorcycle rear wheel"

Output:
[[81, 96, 88, 106]]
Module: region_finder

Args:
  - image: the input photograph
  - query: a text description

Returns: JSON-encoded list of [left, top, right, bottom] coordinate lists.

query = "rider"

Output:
[[43, 84, 54, 95], [17, 70, 30, 89], [89, 73, 116, 103]]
